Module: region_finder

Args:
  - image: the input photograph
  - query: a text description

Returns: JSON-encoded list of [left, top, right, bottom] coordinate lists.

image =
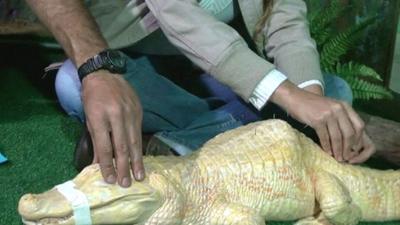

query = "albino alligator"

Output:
[[18, 119, 400, 225]]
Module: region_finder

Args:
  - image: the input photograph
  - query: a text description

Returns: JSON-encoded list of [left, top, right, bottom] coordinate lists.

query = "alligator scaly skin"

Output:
[[18, 120, 400, 225]]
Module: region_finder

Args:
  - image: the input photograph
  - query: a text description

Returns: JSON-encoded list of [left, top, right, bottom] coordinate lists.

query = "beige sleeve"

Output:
[[145, 0, 276, 101], [264, 0, 324, 87]]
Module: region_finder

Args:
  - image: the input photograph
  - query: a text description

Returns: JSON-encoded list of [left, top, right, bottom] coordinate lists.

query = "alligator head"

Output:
[[18, 164, 163, 225]]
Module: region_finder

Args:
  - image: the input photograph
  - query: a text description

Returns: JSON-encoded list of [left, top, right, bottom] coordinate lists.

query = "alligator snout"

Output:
[[19, 194, 39, 216], [18, 189, 74, 224]]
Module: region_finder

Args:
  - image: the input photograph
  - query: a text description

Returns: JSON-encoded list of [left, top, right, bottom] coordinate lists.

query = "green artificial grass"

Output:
[[0, 58, 399, 225], [0, 68, 80, 224]]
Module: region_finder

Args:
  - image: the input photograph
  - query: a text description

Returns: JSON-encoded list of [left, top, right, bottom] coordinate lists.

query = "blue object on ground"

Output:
[[0, 152, 8, 164]]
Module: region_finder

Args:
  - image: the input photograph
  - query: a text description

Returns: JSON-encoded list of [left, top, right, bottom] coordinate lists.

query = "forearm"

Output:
[[249, 70, 325, 110], [269, 80, 297, 111], [269, 81, 323, 110], [25, 0, 107, 66], [303, 84, 323, 96]]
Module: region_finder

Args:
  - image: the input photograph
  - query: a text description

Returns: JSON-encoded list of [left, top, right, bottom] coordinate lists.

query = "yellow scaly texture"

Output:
[[18, 119, 400, 225]]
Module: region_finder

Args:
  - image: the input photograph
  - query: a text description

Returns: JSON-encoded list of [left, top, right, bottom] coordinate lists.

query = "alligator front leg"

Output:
[[206, 199, 265, 225], [311, 171, 361, 225]]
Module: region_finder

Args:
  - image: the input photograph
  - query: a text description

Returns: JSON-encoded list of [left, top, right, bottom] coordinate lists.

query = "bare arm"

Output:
[[260, 0, 374, 163], [25, 0, 145, 187], [25, 0, 107, 66], [145, 0, 373, 163]]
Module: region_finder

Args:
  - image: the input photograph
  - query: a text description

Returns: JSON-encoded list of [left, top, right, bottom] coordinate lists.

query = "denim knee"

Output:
[[323, 73, 353, 105], [55, 59, 85, 122]]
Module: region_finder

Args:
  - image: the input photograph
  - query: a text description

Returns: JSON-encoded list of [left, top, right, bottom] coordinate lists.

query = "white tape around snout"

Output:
[[55, 181, 92, 225]]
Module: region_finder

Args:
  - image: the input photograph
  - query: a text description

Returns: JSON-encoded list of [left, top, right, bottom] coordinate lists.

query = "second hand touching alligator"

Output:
[[18, 120, 400, 225]]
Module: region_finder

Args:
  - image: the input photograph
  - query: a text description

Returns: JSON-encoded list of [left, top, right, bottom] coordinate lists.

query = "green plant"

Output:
[[306, 0, 393, 100]]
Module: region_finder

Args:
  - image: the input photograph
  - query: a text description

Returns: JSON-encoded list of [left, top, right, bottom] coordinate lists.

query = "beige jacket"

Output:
[[88, 0, 323, 101]]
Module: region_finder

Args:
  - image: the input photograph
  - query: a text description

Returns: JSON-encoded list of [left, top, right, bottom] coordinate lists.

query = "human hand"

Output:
[[271, 81, 366, 162], [300, 83, 375, 163], [347, 131, 376, 164], [81, 70, 144, 187]]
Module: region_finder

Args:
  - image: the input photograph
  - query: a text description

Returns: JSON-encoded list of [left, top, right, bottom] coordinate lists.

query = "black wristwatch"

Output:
[[77, 49, 127, 81]]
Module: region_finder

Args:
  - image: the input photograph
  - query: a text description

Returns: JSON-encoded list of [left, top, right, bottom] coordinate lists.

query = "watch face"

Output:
[[107, 50, 126, 73]]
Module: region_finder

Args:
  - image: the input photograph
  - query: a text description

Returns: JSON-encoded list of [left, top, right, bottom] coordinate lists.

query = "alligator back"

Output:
[[180, 120, 317, 221], [180, 119, 400, 222]]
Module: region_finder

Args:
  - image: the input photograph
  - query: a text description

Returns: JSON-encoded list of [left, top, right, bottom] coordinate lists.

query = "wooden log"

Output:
[[359, 111, 400, 165]]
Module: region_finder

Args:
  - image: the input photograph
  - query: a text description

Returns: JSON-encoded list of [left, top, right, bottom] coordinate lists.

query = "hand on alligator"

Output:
[[18, 120, 400, 225], [289, 94, 365, 163], [302, 84, 375, 164], [272, 81, 367, 163], [82, 70, 145, 187]]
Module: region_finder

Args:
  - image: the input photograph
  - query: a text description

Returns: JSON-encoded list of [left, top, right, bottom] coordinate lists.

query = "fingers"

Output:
[[342, 102, 365, 149], [347, 149, 360, 161], [89, 110, 144, 187], [88, 122, 117, 184], [280, 88, 367, 163], [327, 118, 343, 161], [315, 124, 332, 156], [349, 132, 376, 164], [312, 101, 361, 163], [110, 115, 132, 188], [342, 103, 364, 145], [81, 73, 145, 187], [336, 110, 356, 161], [128, 115, 145, 181], [348, 146, 374, 164]]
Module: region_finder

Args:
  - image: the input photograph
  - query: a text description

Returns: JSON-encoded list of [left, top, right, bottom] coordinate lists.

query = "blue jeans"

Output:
[[56, 55, 241, 155], [55, 54, 352, 154]]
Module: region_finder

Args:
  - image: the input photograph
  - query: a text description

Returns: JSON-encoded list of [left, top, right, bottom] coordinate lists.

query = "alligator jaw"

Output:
[[22, 215, 73, 225], [18, 164, 164, 225]]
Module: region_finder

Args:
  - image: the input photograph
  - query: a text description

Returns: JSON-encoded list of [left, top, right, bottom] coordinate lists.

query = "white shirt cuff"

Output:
[[249, 69, 287, 110], [298, 80, 324, 92]]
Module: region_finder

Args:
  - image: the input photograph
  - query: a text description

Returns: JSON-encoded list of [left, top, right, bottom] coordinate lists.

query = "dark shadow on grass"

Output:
[[0, 42, 64, 101], [60, 115, 81, 144], [0, 42, 68, 122]]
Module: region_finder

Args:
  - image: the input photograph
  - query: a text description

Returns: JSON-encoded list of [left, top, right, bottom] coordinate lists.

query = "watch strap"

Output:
[[77, 55, 102, 81]]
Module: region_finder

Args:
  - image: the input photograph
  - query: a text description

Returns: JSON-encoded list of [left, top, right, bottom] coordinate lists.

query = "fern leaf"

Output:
[[345, 77, 393, 100], [320, 32, 353, 68], [314, 28, 334, 48], [309, 0, 343, 36], [320, 16, 377, 69], [306, 0, 323, 19], [331, 62, 383, 81]]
